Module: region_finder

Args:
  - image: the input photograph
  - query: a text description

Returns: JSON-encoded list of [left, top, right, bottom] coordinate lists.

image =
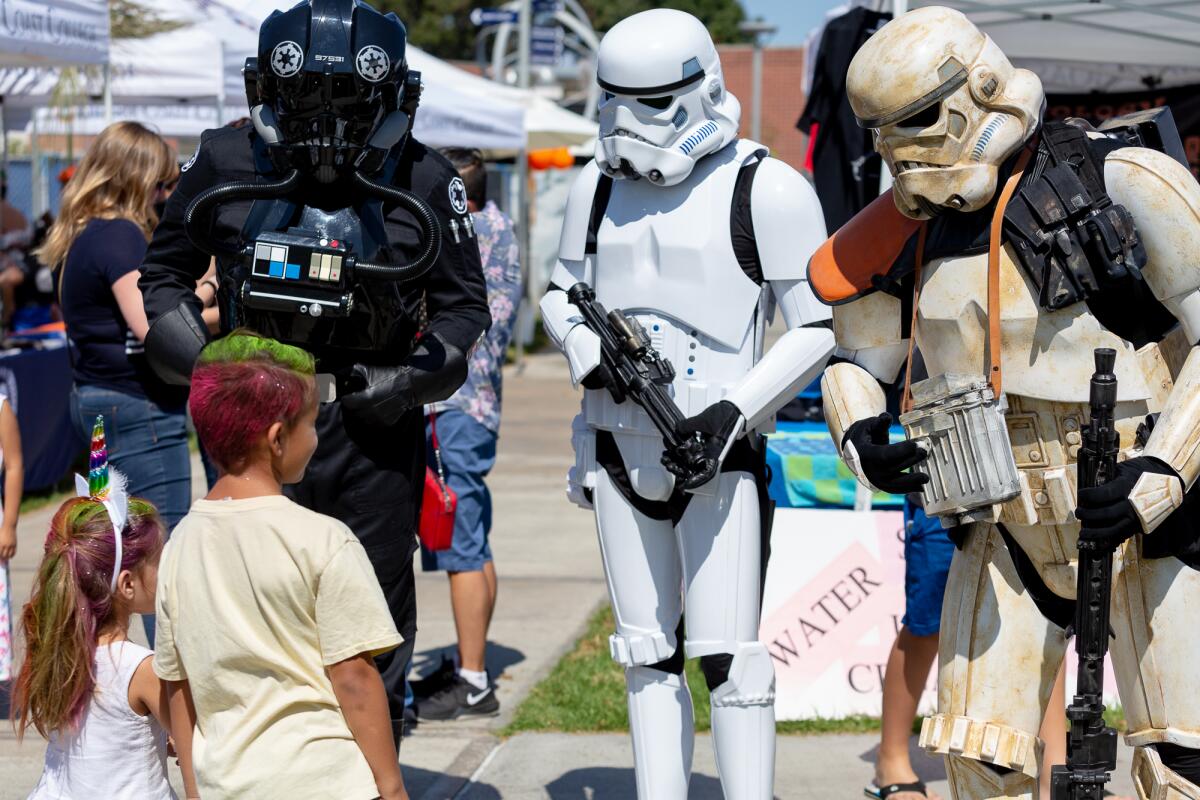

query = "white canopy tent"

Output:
[[0, 0, 109, 68], [903, 0, 1200, 91], [0, 0, 594, 152]]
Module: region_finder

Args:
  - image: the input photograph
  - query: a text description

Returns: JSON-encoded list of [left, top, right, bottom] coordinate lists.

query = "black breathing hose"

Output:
[[182, 168, 443, 284], [349, 170, 442, 283], [184, 169, 303, 257]]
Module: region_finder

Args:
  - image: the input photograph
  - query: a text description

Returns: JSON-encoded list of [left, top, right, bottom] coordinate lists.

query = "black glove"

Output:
[[842, 413, 929, 494], [339, 363, 417, 427], [1076, 456, 1181, 549], [340, 333, 467, 427], [580, 359, 626, 403], [663, 400, 742, 490]]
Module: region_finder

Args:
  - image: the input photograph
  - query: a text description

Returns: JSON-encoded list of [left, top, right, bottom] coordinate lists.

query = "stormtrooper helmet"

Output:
[[594, 9, 741, 186], [847, 6, 1044, 219]]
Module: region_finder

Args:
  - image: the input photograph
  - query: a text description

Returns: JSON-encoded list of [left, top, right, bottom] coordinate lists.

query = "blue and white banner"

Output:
[[0, 0, 109, 67]]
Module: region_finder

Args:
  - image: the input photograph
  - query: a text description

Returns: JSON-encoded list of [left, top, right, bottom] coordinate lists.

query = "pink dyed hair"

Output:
[[189, 330, 316, 473], [13, 497, 164, 738]]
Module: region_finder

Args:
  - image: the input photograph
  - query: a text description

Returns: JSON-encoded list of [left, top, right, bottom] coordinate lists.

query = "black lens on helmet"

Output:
[[897, 102, 942, 130]]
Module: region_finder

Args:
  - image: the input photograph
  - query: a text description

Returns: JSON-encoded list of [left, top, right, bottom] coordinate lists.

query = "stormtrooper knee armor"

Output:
[[821, 7, 1200, 798], [541, 9, 834, 799]]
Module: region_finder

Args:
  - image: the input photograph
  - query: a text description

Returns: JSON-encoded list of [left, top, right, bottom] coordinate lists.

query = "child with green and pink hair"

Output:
[[156, 330, 407, 800], [14, 421, 176, 799]]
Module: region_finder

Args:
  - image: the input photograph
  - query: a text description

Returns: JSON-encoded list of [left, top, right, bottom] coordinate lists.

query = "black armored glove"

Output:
[[580, 359, 626, 403], [143, 303, 210, 386], [1076, 456, 1182, 549], [663, 400, 743, 491], [340, 333, 467, 427], [842, 413, 929, 494]]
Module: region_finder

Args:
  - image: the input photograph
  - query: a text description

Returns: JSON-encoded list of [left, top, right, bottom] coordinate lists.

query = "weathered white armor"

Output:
[[541, 15, 833, 797], [822, 7, 1200, 799]]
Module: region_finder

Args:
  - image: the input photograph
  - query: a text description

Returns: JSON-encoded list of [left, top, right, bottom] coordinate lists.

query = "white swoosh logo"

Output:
[[466, 689, 491, 705]]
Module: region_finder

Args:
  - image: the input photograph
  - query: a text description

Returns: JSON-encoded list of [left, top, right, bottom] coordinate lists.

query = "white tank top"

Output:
[[27, 641, 176, 800]]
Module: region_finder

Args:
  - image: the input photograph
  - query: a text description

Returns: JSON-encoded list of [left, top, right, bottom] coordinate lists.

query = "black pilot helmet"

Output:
[[247, 0, 420, 183]]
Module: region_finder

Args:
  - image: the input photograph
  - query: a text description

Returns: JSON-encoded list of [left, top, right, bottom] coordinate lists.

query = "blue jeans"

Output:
[[421, 410, 497, 573], [71, 384, 191, 644]]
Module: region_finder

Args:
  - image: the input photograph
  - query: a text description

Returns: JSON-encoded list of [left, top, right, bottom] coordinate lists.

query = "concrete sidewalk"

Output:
[[451, 732, 1138, 799]]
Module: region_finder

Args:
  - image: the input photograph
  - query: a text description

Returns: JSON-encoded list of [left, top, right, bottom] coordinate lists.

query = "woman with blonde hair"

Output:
[[40, 121, 209, 643]]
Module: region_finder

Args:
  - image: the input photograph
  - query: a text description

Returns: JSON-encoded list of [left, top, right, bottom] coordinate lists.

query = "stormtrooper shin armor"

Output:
[[821, 8, 1200, 799], [541, 11, 833, 798]]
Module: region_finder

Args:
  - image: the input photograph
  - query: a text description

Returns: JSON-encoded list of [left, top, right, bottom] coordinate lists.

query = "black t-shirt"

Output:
[[59, 218, 184, 404]]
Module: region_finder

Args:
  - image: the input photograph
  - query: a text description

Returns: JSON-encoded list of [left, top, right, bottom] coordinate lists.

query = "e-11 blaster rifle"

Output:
[[1051, 347, 1120, 800], [565, 282, 707, 481]]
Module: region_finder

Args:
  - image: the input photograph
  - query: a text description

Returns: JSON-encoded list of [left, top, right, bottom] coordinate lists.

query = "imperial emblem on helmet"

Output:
[[356, 45, 391, 83], [270, 40, 304, 78]]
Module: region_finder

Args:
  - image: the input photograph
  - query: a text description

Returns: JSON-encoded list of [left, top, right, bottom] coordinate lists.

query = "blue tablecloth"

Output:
[[765, 420, 904, 509], [0, 345, 76, 491]]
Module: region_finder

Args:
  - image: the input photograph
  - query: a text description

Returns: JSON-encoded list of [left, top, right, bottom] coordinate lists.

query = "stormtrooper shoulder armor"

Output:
[[1104, 146, 1200, 342], [750, 157, 827, 282], [558, 159, 605, 263]]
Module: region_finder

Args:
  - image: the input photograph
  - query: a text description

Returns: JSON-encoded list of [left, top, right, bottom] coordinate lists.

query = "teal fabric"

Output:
[[765, 421, 904, 509]]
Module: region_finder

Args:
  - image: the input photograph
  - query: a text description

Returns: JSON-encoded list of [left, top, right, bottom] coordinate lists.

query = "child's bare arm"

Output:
[[166, 680, 201, 799], [328, 654, 407, 800], [129, 656, 171, 732]]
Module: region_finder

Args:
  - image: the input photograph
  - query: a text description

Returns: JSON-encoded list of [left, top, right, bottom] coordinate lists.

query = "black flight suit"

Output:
[[138, 123, 490, 740]]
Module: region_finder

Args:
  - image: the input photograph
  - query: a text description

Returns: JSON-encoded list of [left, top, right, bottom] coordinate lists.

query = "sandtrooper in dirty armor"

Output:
[[814, 7, 1200, 799]]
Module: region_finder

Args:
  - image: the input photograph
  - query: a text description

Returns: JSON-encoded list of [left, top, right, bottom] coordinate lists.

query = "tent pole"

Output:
[[217, 41, 227, 125], [30, 110, 41, 218], [102, 62, 112, 126], [878, 0, 907, 195], [0, 98, 8, 190]]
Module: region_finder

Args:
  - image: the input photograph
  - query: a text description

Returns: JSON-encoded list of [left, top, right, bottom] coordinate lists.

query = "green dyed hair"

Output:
[[197, 328, 316, 373]]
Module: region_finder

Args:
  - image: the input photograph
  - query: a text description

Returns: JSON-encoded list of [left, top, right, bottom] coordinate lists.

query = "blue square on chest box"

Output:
[[285, 263, 301, 280], [268, 260, 285, 278]]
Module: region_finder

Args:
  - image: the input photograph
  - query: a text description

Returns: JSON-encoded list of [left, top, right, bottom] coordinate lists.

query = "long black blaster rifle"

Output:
[[565, 282, 707, 481], [1051, 347, 1120, 800]]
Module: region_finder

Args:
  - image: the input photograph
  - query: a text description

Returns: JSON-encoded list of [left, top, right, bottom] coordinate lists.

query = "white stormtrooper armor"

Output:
[[820, 7, 1200, 799], [540, 10, 834, 799]]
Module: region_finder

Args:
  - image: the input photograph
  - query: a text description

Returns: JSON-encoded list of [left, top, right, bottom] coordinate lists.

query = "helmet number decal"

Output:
[[270, 41, 304, 79], [448, 177, 469, 215], [356, 45, 391, 83]]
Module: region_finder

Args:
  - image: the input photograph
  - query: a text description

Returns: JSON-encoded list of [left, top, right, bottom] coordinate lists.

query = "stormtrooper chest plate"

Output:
[[592, 141, 763, 351], [916, 245, 1157, 404]]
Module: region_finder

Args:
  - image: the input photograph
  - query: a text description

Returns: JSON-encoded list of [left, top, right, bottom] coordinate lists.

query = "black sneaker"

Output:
[[410, 656, 457, 699], [415, 675, 500, 721]]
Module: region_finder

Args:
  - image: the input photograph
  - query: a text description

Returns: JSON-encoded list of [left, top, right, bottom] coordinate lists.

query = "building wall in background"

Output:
[[718, 45, 809, 173]]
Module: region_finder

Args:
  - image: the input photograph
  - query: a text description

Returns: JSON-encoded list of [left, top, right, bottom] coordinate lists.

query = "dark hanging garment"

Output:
[[798, 6, 891, 233]]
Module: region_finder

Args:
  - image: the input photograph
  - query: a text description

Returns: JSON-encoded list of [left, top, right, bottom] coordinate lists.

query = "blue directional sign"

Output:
[[470, 7, 520, 26], [530, 24, 563, 65]]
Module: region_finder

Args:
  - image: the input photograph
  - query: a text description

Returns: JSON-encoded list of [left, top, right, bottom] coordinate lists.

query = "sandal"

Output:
[[864, 780, 931, 799]]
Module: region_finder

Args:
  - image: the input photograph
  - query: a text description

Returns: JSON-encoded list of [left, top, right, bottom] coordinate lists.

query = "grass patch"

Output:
[[20, 481, 74, 515], [504, 605, 886, 737], [505, 605, 1128, 739]]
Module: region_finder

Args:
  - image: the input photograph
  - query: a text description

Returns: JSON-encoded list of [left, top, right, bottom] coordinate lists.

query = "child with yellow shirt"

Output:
[[153, 331, 407, 800]]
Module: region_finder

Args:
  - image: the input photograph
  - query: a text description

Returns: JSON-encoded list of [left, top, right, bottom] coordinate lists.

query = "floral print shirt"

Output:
[[429, 201, 521, 433]]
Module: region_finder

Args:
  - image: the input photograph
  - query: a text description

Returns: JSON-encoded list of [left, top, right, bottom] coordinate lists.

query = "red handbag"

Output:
[[420, 413, 457, 552]]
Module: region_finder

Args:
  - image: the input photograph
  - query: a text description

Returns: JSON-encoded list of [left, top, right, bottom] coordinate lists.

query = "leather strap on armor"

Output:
[[899, 144, 1030, 409], [987, 144, 1033, 399]]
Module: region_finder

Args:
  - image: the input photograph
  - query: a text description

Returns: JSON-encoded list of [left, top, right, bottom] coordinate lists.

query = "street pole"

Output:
[[739, 20, 777, 144], [516, 0, 533, 360]]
